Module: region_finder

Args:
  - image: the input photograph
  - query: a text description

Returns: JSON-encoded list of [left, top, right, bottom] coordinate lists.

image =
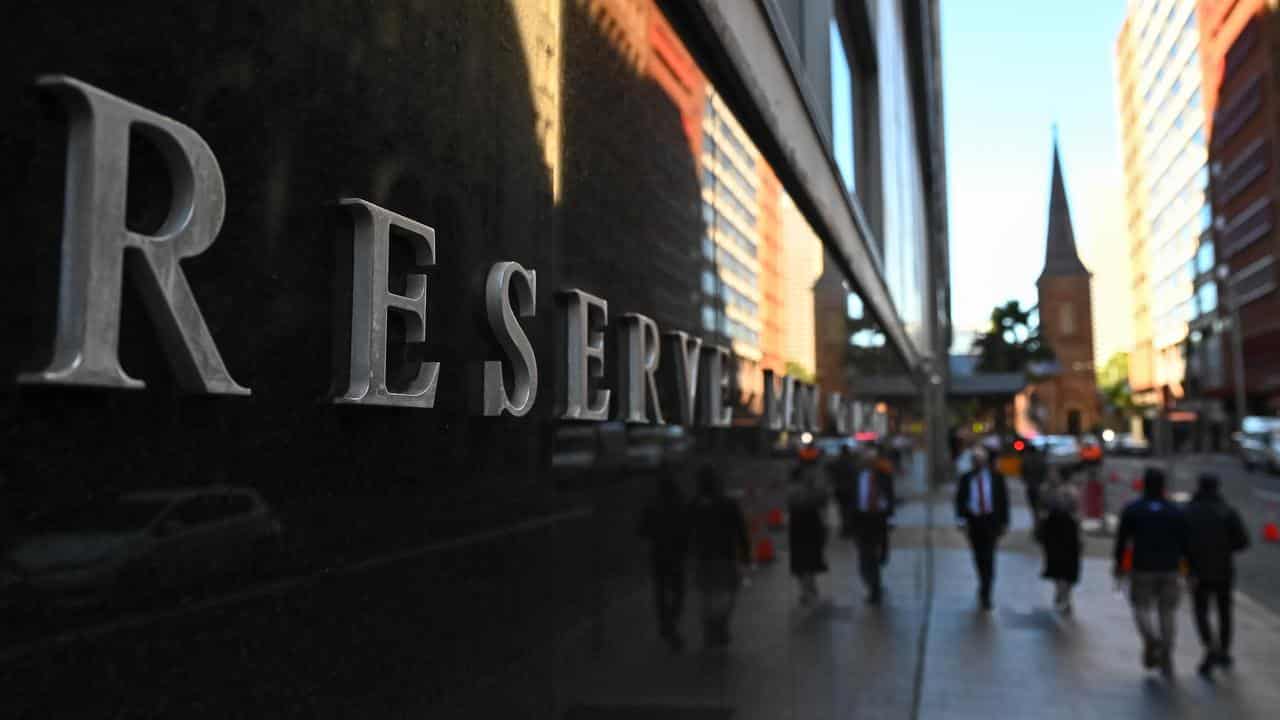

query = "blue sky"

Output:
[[943, 1, 1129, 351]]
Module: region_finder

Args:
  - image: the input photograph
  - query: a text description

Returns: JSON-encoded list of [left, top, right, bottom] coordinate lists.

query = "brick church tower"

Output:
[[1033, 139, 1100, 435]]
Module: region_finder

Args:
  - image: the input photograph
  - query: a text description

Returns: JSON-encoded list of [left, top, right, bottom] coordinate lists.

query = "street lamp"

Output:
[[1216, 263, 1248, 426]]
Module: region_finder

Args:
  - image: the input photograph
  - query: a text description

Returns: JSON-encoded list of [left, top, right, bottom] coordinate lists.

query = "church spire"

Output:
[[1039, 136, 1090, 282]]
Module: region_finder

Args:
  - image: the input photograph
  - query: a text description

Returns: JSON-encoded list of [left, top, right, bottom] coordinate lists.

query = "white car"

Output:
[[1031, 435, 1082, 467], [5, 486, 281, 608]]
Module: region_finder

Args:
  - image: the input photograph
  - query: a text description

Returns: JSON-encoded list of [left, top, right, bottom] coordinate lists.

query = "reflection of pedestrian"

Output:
[[689, 466, 750, 649], [851, 450, 895, 605], [955, 447, 1009, 610], [827, 446, 858, 539], [1036, 484, 1081, 614], [788, 447, 829, 606], [1113, 468, 1189, 678], [1185, 474, 1250, 678], [638, 475, 690, 652]]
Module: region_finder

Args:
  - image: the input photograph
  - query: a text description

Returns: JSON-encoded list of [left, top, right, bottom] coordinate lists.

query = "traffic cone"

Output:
[[755, 535, 777, 563], [1263, 522, 1280, 543], [766, 508, 785, 530], [1131, 476, 1144, 493]]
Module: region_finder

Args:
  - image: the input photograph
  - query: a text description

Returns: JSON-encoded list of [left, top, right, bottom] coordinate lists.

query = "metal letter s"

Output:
[[483, 261, 537, 417]]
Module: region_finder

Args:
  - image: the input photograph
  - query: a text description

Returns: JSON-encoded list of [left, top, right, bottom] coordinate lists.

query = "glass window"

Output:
[[829, 19, 856, 192], [847, 292, 864, 320], [701, 269, 716, 295], [701, 304, 716, 332], [1198, 282, 1218, 315]]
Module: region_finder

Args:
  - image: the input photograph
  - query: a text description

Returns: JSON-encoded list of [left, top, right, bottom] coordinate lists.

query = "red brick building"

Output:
[[1032, 141, 1100, 434], [1199, 0, 1280, 413]]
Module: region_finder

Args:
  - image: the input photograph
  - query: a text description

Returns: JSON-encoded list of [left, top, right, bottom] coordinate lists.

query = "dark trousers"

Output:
[[966, 525, 998, 603], [652, 560, 685, 639], [855, 518, 888, 596], [1193, 580, 1233, 653]]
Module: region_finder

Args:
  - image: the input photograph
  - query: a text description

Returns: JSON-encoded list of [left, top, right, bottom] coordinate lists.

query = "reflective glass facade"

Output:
[[0, 1, 944, 715]]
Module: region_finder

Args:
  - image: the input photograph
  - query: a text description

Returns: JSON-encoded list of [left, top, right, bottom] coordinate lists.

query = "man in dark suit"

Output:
[[850, 448, 896, 604], [955, 446, 1010, 610]]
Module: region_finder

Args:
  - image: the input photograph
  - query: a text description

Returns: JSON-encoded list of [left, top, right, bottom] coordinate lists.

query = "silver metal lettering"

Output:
[[616, 313, 664, 424], [20, 75, 248, 395], [827, 392, 849, 434], [558, 289, 610, 421], [483, 261, 538, 417], [699, 344, 733, 428], [762, 369, 788, 431], [794, 382, 820, 432], [662, 331, 702, 425], [336, 198, 438, 407]]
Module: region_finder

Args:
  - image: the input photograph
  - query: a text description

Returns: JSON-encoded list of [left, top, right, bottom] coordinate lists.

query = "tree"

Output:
[[1098, 351, 1132, 415], [970, 300, 1055, 376]]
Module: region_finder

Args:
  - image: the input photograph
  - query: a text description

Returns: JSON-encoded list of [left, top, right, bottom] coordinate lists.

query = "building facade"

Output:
[[1198, 0, 1280, 415], [0, 0, 948, 715], [1115, 0, 1217, 418]]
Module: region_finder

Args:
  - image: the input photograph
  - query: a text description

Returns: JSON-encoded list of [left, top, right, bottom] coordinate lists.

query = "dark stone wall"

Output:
[[0, 1, 748, 716]]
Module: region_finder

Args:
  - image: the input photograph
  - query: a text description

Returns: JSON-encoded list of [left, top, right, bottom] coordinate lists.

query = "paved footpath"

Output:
[[557, 471, 1280, 719]]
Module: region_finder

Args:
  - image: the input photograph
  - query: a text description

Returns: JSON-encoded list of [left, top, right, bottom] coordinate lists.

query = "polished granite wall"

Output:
[[0, 1, 747, 716]]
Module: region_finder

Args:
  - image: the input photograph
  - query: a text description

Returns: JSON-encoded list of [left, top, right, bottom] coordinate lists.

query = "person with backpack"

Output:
[[1184, 473, 1250, 677]]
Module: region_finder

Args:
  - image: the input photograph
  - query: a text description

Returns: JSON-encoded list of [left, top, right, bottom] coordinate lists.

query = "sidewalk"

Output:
[[556, 477, 1280, 719]]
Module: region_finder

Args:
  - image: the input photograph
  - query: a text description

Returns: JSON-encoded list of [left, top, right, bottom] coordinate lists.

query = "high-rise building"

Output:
[[1197, 0, 1280, 416], [1115, 0, 1215, 414]]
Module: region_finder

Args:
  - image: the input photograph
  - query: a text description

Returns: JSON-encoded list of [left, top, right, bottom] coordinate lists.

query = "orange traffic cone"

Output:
[[1131, 477, 1144, 493], [755, 536, 777, 563], [1263, 522, 1280, 543], [766, 508, 785, 530]]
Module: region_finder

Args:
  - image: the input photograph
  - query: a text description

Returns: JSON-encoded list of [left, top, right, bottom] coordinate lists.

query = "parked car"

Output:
[[5, 487, 282, 609], [1031, 435, 1082, 467], [1236, 416, 1280, 471], [1113, 433, 1150, 456], [814, 436, 859, 458]]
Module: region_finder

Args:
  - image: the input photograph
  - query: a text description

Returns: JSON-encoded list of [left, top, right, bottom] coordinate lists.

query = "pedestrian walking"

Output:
[[1184, 473, 1250, 677], [850, 448, 895, 605], [955, 446, 1009, 610], [1036, 482, 1081, 614], [1021, 441, 1048, 520], [688, 465, 750, 649], [638, 474, 690, 651], [1112, 467, 1190, 677], [826, 445, 859, 539], [788, 445, 829, 607]]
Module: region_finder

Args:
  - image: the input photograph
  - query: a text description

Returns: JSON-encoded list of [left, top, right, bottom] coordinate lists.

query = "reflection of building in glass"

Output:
[[778, 191, 824, 377], [1115, 0, 1214, 411]]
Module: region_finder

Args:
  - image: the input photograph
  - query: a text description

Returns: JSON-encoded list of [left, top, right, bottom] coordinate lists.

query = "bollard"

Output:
[[1084, 476, 1105, 519]]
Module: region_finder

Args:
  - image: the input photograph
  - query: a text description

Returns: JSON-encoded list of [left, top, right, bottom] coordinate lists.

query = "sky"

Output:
[[942, 1, 1130, 353]]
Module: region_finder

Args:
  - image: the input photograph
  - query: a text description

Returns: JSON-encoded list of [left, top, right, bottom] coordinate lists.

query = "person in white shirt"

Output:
[[954, 446, 1010, 610]]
